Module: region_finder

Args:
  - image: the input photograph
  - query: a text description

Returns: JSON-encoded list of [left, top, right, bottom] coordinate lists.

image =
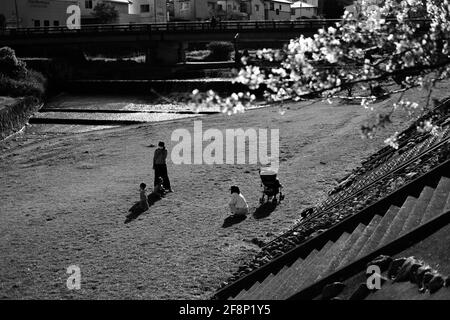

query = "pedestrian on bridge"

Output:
[[210, 16, 217, 29]]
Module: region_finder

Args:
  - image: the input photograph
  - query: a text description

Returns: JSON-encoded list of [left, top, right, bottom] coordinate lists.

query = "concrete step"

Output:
[[250, 250, 317, 300], [277, 240, 336, 299], [239, 261, 295, 299], [336, 214, 383, 270], [421, 177, 450, 223], [444, 191, 450, 213], [401, 186, 435, 235], [234, 271, 276, 300], [244, 263, 295, 300], [379, 196, 417, 247], [260, 254, 311, 299], [322, 223, 366, 276], [255, 242, 321, 300], [356, 206, 400, 259], [267, 241, 335, 300], [313, 232, 352, 283]]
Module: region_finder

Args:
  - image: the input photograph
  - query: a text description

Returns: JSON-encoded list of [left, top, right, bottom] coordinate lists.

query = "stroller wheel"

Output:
[[259, 197, 264, 204], [281, 194, 285, 201], [272, 198, 277, 205]]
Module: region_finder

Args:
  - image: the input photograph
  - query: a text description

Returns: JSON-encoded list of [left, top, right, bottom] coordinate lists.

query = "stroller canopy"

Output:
[[260, 167, 278, 176]]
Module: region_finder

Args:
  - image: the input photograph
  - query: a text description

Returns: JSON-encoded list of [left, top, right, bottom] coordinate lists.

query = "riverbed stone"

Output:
[[388, 257, 407, 279]]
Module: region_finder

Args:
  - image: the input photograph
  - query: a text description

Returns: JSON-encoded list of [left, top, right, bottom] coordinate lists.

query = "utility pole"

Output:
[[14, 0, 20, 28]]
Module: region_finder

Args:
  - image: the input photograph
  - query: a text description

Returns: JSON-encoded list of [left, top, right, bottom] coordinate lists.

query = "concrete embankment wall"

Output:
[[0, 97, 41, 140]]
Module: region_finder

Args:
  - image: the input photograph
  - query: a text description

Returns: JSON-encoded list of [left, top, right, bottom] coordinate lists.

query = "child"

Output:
[[138, 183, 150, 211], [149, 177, 166, 202], [154, 177, 166, 196], [129, 183, 149, 214], [228, 186, 249, 216]]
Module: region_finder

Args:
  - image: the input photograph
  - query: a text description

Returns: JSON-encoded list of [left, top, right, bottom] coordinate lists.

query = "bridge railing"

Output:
[[0, 20, 340, 37]]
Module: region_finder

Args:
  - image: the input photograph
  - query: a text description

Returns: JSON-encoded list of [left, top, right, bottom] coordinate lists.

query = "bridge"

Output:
[[0, 20, 339, 64]]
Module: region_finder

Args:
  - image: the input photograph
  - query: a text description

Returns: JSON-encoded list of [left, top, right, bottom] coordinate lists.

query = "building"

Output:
[[0, 0, 78, 28], [79, 0, 134, 24], [290, 0, 318, 19], [264, 0, 291, 20], [129, 0, 167, 22], [238, 0, 265, 20], [0, 0, 164, 27], [215, 0, 247, 20], [173, 0, 217, 21]]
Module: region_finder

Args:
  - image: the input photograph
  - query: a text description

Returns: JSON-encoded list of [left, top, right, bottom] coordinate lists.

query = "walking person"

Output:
[[153, 141, 173, 192]]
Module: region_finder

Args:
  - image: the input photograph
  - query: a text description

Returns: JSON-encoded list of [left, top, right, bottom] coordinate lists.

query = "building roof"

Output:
[[271, 0, 293, 4], [106, 0, 132, 4], [291, 1, 317, 8]]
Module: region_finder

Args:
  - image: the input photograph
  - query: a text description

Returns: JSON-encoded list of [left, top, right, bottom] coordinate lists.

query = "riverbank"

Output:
[[0, 96, 42, 140], [1, 82, 449, 299]]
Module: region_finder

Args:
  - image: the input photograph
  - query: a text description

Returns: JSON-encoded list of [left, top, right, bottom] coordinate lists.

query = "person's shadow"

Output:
[[222, 214, 247, 228], [124, 193, 163, 224], [253, 202, 277, 219]]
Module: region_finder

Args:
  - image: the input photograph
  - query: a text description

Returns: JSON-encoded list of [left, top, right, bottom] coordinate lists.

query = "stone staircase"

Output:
[[230, 174, 450, 300]]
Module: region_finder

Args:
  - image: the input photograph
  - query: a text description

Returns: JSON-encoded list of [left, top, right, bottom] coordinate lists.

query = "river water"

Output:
[[30, 93, 216, 131], [1, 93, 211, 153], [1, 92, 267, 154]]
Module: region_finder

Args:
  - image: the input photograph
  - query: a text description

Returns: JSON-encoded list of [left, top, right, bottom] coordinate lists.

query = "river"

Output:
[[30, 93, 215, 132]]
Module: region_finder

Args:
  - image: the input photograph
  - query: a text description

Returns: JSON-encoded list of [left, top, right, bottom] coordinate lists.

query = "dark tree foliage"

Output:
[[323, 0, 346, 19], [206, 41, 234, 61], [92, 1, 119, 24], [0, 14, 6, 30], [0, 47, 27, 79], [0, 47, 46, 97]]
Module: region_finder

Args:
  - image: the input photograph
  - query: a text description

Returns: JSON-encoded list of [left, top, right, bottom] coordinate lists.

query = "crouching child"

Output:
[[229, 186, 249, 216]]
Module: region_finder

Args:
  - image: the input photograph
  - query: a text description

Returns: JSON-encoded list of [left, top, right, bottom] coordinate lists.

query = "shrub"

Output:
[[0, 47, 46, 97], [0, 71, 46, 98], [206, 41, 234, 61], [0, 47, 28, 79]]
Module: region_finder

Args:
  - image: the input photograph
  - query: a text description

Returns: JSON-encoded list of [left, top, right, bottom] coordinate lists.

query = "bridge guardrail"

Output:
[[0, 18, 431, 39], [0, 20, 340, 37]]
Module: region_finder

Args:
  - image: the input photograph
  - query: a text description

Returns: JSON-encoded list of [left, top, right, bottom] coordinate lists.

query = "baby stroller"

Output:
[[259, 167, 284, 204]]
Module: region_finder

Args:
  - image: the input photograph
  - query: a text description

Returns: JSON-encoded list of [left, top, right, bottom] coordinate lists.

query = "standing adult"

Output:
[[153, 141, 172, 192]]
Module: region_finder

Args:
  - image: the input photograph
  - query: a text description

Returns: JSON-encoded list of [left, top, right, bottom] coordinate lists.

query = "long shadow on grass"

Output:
[[222, 214, 247, 228], [125, 193, 163, 224], [253, 202, 277, 219]]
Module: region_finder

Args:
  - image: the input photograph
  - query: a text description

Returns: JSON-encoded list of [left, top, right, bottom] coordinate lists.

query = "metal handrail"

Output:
[[0, 18, 431, 37], [0, 19, 336, 36]]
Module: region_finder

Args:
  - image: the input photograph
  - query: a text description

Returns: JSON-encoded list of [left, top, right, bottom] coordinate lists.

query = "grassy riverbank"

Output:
[[2, 80, 448, 299]]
